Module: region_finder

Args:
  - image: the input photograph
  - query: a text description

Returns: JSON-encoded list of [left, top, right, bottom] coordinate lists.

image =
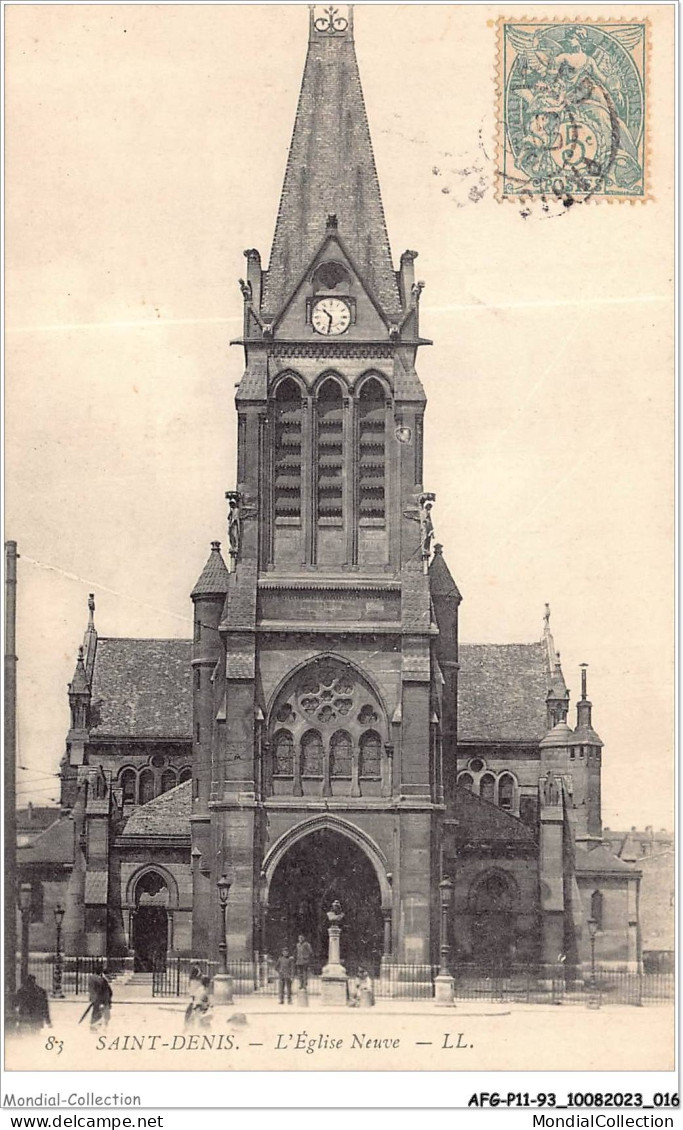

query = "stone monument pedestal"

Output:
[[433, 972, 455, 1006], [212, 973, 234, 1004], [321, 925, 348, 1006]]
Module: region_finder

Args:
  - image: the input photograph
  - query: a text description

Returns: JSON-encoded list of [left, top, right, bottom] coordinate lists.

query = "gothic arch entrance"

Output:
[[266, 829, 384, 975], [132, 870, 170, 972], [469, 871, 518, 974]]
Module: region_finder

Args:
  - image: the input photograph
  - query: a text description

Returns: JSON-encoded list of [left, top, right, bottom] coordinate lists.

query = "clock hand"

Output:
[[325, 310, 333, 333]]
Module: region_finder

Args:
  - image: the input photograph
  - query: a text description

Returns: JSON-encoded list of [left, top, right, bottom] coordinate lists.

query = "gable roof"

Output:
[[121, 780, 192, 837], [458, 642, 550, 743], [262, 16, 401, 320], [89, 638, 192, 739], [574, 845, 639, 875], [453, 787, 536, 845], [17, 816, 74, 866]]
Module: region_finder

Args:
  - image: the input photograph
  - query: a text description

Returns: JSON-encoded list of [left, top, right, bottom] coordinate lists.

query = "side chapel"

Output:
[[19, 6, 641, 977]]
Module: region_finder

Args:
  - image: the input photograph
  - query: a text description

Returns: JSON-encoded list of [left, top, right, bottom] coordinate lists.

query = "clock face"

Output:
[[311, 297, 351, 336]]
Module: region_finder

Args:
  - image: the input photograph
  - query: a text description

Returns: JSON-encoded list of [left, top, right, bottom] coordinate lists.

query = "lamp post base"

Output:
[[212, 974, 234, 1004], [434, 973, 455, 1006]]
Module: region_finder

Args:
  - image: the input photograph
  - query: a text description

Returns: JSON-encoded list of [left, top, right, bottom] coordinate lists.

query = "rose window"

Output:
[[269, 657, 387, 786]]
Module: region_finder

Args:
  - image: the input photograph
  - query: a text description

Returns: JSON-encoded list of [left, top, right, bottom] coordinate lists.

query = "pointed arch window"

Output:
[[160, 769, 177, 794], [273, 378, 303, 523], [301, 730, 323, 778], [139, 769, 155, 805], [330, 730, 352, 778], [457, 772, 474, 792], [120, 768, 137, 804], [499, 773, 515, 811], [480, 773, 495, 804], [359, 730, 381, 778], [178, 766, 192, 785], [273, 729, 294, 777], [357, 378, 386, 524], [316, 378, 344, 526]]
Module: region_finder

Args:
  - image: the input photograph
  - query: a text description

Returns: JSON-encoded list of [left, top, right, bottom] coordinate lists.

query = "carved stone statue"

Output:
[[326, 900, 344, 924], [227, 493, 241, 557], [419, 493, 436, 561], [543, 774, 561, 806]]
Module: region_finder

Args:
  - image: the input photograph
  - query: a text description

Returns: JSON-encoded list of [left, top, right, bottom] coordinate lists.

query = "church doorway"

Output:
[[266, 829, 384, 975], [132, 871, 170, 972], [470, 872, 517, 974]]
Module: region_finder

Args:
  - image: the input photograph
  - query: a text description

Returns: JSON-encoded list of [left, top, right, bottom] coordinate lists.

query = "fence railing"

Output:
[[18, 955, 675, 1006], [21, 955, 131, 996]]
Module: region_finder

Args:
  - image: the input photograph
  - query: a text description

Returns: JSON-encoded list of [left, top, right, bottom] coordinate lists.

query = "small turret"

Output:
[[68, 646, 90, 731], [191, 542, 230, 813], [543, 605, 570, 725], [571, 664, 603, 839]]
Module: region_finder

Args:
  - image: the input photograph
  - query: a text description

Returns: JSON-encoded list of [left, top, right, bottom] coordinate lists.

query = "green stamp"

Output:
[[497, 20, 648, 201]]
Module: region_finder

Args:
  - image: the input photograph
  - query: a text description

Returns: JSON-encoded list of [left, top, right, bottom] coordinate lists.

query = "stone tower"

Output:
[[191, 5, 457, 970]]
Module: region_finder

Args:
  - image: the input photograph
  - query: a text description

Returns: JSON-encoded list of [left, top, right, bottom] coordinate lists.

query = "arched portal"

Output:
[[469, 871, 518, 974], [132, 870, 170, 972], [266, 829, 384, 975]]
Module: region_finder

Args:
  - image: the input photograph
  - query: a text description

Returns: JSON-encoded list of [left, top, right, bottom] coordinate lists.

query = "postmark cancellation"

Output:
[[496, 18, 648, 202]]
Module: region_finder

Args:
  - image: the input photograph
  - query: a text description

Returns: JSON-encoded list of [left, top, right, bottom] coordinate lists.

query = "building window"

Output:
[[519, 795, 538, 828], [195, 723, 201, 744], [139, 769, 155, 805], [273, 730, 294, 776], [330, 730, 352, 778], [273, 377, 302, 523], [178, 766, 192, 785], [590, 890, 604, 930], [160, 769, 176, 793], [120, 768, 137, 804], [30, 882, 44, 924], [356, 730, 379, 778], [498, 773, 515, 811], [194, 619, 201, 642], [301, 731, 323, 777], [194, 669, 201, 690], [457, 772, 474, 791], [357, 378, 386, 524], [316, 378, 344, 525], [480, 773, 495, 804]]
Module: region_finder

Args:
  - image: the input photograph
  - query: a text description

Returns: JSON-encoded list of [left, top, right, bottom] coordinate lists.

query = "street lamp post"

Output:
[[587, 916, 600, 1009], [19, 883, 32, 987], [53, 905, 65, 998], [213, 875, 233, 1004], [434, 877, 455, 1006]]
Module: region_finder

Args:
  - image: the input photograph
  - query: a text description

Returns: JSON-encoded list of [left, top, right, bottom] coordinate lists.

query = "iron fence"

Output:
[[21, 955, 131, 996], [17, 955, 674, 1006]]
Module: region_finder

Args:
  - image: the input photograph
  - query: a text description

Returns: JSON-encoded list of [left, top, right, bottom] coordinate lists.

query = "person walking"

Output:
[[14, 975, 51, 1031], [88, 963, 113, 1029], [275, 947, 294, 1004], [295, 934, 313, 990]]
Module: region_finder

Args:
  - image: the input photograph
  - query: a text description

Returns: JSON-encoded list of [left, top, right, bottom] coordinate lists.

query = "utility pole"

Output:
[[5, 541, 19, 1009]]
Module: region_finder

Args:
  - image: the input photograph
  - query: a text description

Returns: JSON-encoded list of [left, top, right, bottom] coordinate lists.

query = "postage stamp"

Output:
[[496, 19, 648, 201]]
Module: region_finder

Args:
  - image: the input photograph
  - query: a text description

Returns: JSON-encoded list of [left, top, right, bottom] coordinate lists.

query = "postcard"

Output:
[[4, 2, 675, 1085]]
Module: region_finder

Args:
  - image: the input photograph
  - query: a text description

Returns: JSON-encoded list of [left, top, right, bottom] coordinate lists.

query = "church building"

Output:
[[18, 6, 641, 978]]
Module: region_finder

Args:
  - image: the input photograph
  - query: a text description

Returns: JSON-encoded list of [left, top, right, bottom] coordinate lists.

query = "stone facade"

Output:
[[17, 6, 642, 979]]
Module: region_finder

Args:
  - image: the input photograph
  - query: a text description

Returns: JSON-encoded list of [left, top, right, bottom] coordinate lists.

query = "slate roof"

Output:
[[262, 18, 401, 319], [89, 638, 192, 739], [85, 870, 109, 904], [17, 816, 75, 866], [574, 845, 639, 875], [458, 642, 550, 743], [191, 542, 231, 598], [453, 787, 536, 845], [121, 780, 192, 837], [16, 806, 61, 833]]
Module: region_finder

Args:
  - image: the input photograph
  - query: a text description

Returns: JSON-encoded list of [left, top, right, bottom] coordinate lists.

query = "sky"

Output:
[[5, 3, 674, 829]]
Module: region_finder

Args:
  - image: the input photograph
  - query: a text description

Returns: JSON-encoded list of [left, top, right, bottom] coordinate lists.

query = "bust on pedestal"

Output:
[[321, 900, 348, 1006]]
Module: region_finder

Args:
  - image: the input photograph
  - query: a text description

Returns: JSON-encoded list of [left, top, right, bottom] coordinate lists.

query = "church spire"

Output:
[[261, 5, 401, 320]]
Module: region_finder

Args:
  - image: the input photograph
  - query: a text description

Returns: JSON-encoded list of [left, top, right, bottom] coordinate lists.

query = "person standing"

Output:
[[295, 934, 313, 990], [275, 947, 294, 1004], [14, 975, 51, 1031]]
